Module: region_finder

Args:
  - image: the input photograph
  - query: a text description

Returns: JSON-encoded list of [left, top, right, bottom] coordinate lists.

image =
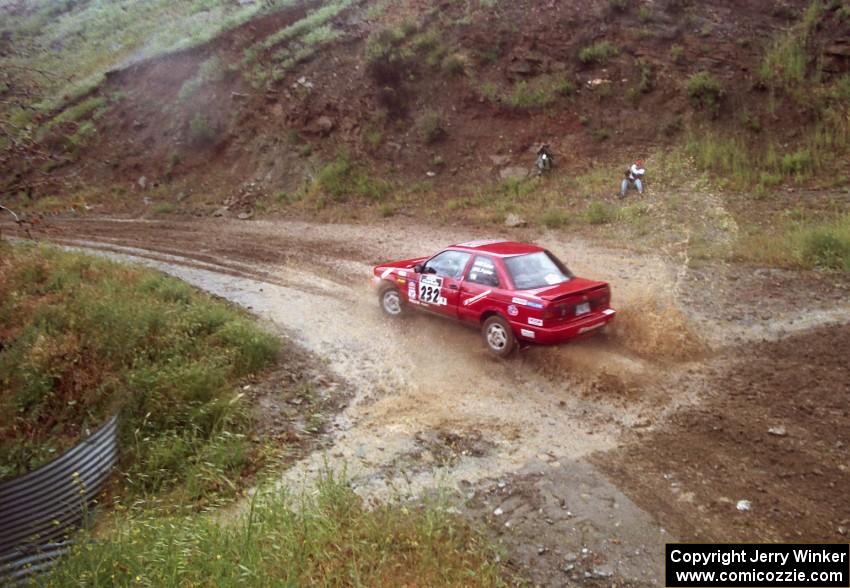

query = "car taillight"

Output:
[[544, 303, 570, 319]]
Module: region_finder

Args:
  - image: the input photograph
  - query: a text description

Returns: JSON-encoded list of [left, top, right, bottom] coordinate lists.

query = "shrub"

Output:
[[418, 111, 446, 143], [178, 56, 224, 101], [505, 80, 554, 108], [686, 71, 724, 112], [638, 6, 652, 21], [670, 45, 685, 63], [591, 127, 611, 141], [579, 41, 618, 64], [314, 153, 390, 201], [365, 26, 413, 84], [540, 209, 570, 228], [188, 113, 217, 146], [587, 200, 614, 224], [66, 121, 96, 149], [637, 60, 654, 93], [609, 0, 630, 11], [554, 77, 576, 96], [442, 53, 467, 75], [781, 148, 813, 176], [758, 1, 820, 90], [152, 202, 176, 214], [758, 171, 783, 188], [792, 216, 850, 270], [479, 81, 500, 103]]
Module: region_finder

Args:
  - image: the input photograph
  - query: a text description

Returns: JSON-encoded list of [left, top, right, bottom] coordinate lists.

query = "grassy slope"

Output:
[[47, 473, 508, 587], [0, 0, 298, 114], [0, 243, 513, 586], [0, 243, 279, 504]]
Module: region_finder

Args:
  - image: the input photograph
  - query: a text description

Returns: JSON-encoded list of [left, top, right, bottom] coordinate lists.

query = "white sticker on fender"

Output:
[[520, 328, 535, 339], [463, 290, 492, 307], [511, 297, 529, 306], [380, 268, 393, 280], [418, 275, 446, 305], [528, 317, 543, 327]]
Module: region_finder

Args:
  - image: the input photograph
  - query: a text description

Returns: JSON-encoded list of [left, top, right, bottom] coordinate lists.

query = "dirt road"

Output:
[[6, 216, 850, 586]]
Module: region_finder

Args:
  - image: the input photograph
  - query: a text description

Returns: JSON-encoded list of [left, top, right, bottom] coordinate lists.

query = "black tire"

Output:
[[378, 282, 404, 317], [481, 315, 516, 357]]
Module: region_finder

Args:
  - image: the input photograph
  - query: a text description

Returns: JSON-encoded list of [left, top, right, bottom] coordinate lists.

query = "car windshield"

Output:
[[504, 251, 572, 290]]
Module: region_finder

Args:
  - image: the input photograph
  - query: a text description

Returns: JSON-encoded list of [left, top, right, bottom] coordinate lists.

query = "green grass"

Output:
[[686, 116, 850, 189], [312, 153, 391, 202], [540, 209, 571, 228], [586, 200, 614, 225], [255, 1, 351, 56], [686, 71, 724, 113], [364, 23, 417, 85], [152, 202, 176, 214], [2, 0, 300, 116], [758, 1, 821, 91], [480, 75, 573, 109], [188, 113, 218, 146], [791, 214, 850, 270], [505, 80, 555, 109], [733, 215, 850, 271], [554, 77, 576, 96], [46, 472, 508, 587], [418, 111, 447, 143], [65, 121, 97, 150], [578, 41, 618, 65], [242, 2, 350, 83], [0, 245, 279, 502], [178, 56, 225, 101], [670, 45, 685, 63], [50, 96, 107, 127]]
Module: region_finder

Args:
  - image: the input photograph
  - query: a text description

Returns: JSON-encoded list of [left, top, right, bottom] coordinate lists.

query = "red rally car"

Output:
[[372, 239, 616, 356]]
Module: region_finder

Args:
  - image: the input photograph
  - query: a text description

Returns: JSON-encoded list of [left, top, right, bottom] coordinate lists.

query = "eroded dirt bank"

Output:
[[6, 216, 850, 586]]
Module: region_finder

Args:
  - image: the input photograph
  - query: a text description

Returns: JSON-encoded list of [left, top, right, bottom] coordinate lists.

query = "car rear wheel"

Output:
[[379, 282, 404, 317], [482, 315, 516, 357]]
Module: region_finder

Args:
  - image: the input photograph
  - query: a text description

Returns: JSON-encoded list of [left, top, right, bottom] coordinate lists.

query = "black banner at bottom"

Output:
[[666, 544, 849, 587]]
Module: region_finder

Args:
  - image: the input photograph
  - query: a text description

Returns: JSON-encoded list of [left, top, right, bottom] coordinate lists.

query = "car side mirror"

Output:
[[413, 263, 423, 273]]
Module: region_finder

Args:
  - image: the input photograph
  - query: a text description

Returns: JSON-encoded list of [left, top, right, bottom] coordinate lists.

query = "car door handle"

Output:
[[448, 284, 458, 290]]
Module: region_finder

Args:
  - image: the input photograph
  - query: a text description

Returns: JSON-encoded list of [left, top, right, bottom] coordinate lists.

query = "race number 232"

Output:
[[418, 276, 445, 305]]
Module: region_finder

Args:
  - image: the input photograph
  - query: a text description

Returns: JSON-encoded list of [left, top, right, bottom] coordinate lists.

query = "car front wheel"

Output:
[[379, 282, 404, 317], [482, 315, 516, 357]]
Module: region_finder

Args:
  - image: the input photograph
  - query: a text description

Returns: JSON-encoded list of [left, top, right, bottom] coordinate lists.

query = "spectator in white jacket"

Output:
[[620, 159, 645, 198]]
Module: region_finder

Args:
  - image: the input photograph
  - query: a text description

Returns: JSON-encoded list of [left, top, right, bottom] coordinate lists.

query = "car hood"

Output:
[[526, 277, 608, 301]]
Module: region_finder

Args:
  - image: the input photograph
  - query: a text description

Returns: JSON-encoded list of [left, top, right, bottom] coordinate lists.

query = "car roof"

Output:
[[450, 239, 544, 257]]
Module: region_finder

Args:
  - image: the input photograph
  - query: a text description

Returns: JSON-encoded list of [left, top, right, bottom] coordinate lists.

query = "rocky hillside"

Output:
[[2, 0, 849, 217]]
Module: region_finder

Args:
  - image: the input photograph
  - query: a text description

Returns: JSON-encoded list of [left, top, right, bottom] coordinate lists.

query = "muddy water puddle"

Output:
[[62, 241, 673, 488]]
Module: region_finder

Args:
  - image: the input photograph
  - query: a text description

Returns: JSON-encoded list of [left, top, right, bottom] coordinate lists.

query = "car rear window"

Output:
[[504, 251, 572, 290]]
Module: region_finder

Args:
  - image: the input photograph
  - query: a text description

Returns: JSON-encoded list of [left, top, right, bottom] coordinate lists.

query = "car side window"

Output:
[[467, 256, 500, 287], [424, 250, 472, 279]]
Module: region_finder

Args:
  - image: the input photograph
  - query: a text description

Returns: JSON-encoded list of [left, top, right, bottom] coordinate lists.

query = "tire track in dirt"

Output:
[[9, 216, 850, 586]]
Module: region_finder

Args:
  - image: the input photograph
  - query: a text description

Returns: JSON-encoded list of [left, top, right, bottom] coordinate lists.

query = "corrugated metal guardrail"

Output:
[[0, 415, 118, 585]]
